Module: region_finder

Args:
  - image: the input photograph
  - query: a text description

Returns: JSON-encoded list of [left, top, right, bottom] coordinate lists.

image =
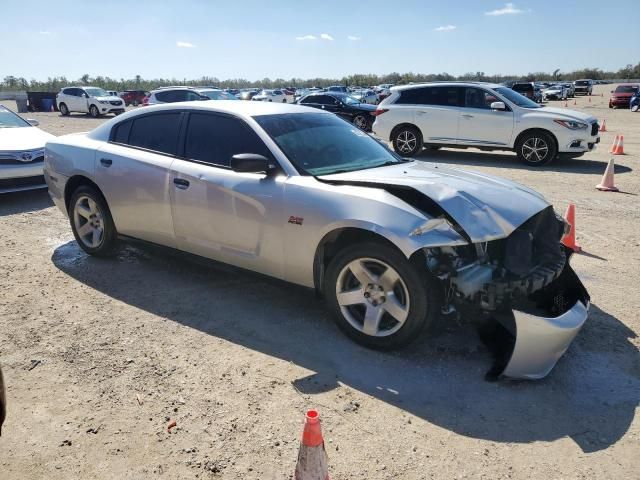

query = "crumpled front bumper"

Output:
[[484, 259, 590, 380]]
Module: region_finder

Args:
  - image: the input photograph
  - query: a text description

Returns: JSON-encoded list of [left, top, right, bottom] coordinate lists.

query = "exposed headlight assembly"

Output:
[[554, 119, 588, 130]]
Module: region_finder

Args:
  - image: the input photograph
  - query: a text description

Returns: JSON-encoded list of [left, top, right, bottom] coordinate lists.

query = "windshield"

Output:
[[615, 85, 638, 94], [84, 87, 109, 97], [254, 113, 404, 176], [494, 86, 541, 108], [0, 107, 30, 128], [575, 81, 589, 86], [341, 95, 361, 105], [200, 90, 238, 100]]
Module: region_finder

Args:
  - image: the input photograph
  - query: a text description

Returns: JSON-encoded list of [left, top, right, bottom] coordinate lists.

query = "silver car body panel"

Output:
[[44, 101, 589, 379], [503, 299, 589, 379]]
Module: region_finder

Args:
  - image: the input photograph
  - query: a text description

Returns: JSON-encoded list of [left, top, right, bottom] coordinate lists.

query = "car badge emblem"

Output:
[[20, 152, 33, 162]]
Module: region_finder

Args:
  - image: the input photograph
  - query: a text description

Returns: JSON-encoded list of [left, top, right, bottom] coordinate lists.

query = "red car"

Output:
[[609, 83, 640, 109], [120, 90, 149, 107]]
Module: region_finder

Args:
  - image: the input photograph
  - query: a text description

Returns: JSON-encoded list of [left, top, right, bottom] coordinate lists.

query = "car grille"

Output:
[[591, 122, 599, 136], [0, 175, 46, 190], [110, 100, 123, 106], [0, 155, 44, 165]]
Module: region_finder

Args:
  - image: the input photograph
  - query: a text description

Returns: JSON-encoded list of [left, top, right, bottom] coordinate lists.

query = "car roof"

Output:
[[391, 81, 502, 92]]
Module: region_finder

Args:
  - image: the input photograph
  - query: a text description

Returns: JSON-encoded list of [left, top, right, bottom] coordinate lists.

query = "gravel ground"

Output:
[[0, 84, 638, 479]]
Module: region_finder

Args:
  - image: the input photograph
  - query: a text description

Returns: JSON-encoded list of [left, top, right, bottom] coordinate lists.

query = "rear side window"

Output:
[[396, 87, 463, 107], [155, 90, 179, 102], [184, 113, 271, 167], [128, 113, 182, 155], [464, 88, 499, 110]]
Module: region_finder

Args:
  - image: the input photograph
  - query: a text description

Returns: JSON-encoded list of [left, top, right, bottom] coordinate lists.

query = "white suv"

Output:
[[56, 87, 125, 117], [372, 82, 600, 166]]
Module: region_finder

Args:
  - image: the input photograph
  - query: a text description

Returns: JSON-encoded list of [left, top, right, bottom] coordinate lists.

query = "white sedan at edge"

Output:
[[0, 105, 55, 194], [44, 100, 590, 380]]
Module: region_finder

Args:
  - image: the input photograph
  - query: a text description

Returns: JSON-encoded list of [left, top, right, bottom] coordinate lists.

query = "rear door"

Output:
[[457, 87, 514, 147], [405, 86, 463, 145], [95, 112, 182, 247], [170, 112, 285, 275]]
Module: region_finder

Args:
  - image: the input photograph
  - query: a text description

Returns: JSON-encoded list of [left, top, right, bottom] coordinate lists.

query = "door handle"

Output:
[[173, 178, 190, 189], [99, 158, 112, 167], [462, 114, 474, 119]]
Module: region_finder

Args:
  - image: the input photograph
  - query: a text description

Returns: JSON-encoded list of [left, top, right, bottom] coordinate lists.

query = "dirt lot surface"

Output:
[[1, 84, 638, 479]]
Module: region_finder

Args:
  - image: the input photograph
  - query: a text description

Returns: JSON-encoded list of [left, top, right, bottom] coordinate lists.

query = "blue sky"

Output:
[[1, 0, 638, 81]]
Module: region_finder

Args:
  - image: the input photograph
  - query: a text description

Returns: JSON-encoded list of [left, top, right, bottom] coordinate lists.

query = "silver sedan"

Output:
[[44, 101, 589, 380]]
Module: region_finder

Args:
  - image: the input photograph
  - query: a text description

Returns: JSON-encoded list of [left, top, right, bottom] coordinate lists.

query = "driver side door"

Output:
[[170, 112, 286, 277]]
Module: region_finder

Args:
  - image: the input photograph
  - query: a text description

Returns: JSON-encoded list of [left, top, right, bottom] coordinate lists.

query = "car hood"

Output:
[[612, 92, 634, 97], [0, 126, 55, 151], [536, 106, 595, 123], [320, 161, 550, 242]]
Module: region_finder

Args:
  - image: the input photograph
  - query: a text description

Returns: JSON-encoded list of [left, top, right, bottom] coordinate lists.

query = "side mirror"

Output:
[[490, 101, 507, 111], [26, 119, 39, 126], [230, 154, 276, 174]]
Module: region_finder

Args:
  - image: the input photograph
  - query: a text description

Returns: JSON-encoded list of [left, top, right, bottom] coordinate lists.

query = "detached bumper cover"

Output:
[[488, 260, 590, 380]]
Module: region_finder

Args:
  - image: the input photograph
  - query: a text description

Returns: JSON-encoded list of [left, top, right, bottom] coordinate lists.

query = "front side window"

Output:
[[464, 88, 499, 110], [184, 113, 271, 167], [128, 113, 182, 155], [255, 113, 403, 176]]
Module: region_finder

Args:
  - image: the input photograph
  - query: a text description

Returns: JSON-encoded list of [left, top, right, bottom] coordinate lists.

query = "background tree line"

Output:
[[2, 63, 639, 92]]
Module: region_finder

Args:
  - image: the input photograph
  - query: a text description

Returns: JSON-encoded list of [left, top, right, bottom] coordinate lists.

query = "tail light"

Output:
[[142, 96, 149, 106], [372, 108, 388, 117]]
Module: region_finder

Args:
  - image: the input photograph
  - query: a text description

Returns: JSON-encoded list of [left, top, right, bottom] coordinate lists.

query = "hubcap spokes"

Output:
[[397, 131, 417, 153], [336, 258, 410, 337], [522, 137, 548, 162], [74, 196, 104, 248]]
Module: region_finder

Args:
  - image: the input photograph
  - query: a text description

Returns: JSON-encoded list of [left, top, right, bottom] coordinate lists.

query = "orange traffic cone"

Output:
[[609, 135, 619, 153], [612, 135, 624, 155], [561, 204, 581, 253], [573, 99, 577, 105], [588, 96, 592, 103], [596, 159, 619, 192], [50, 104, 54, 112], [564, 101, 568, 107], [294, 410, 330, 480], [599, 119, 607, 132]]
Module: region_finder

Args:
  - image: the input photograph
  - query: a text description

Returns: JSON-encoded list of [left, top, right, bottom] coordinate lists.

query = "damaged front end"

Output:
[[424, 206, 590, 380]]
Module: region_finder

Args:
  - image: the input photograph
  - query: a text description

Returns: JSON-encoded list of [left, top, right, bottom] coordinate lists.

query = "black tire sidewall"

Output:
[[324, 242, 439, 350], [516, 131, 557, 166], [69, 186, 118, 256], [89, 105, 99, 118], [59, 103, 69, 116], [353, 115, 367, 130], [392, 126, 423, 157]]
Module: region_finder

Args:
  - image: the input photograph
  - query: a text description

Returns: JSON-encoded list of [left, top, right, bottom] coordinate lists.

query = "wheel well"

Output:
[[390, 123, 422, 143], [514, 128, 559, 152], [313, 228, 404, 296], [64, 175, 103, 212]]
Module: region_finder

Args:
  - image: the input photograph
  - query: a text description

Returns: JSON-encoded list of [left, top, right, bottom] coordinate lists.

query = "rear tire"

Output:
[[324, 242, 440, 350], [59, 103, 69, 116], [69, 186, 118, 256], [352, 114, 369, 131], [515, 131, 557, 166], [392, 126, 423, 157]]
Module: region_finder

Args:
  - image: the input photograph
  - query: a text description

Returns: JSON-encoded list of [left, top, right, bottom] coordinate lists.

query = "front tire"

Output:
[[89, 105, 100, 118], [59, 103, 70, 116], [515, 131, 557, 166], [392, 126, 423, 157], [69, 186, 118, 256], [324, 242, 440, 350]]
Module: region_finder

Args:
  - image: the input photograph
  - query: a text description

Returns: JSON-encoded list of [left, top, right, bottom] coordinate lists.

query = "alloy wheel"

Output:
[[522, 137, 549, 163], [396, 130, 417, 154], [353, 115, 368, 130], [335, 258, 410, 337], [73, 195, 105, 249]]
